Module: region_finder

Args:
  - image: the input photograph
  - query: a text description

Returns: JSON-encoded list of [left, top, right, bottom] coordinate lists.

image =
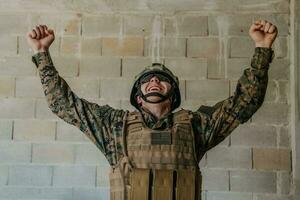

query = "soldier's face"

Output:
[[140, 75, 172, 95], [137, 75, 172, 104]]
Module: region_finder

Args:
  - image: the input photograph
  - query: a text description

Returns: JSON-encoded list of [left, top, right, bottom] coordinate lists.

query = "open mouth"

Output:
[[147, 86, 162, 92]]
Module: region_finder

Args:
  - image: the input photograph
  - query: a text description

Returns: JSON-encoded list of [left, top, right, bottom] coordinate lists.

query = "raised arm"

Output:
[[193, 20, 278, 157], [27, 25, 126, 165]]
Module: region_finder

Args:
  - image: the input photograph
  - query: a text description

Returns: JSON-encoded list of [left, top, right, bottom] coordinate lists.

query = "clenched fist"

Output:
[[27, 25, 55, 54], [249, 20, 278, 48]]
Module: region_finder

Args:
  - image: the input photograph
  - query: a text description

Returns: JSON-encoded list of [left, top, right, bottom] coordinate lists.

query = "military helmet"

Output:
[[130, 63, 181, 111]]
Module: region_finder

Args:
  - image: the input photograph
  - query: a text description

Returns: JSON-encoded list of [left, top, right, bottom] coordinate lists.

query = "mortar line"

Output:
[[11, 120, 14, 140], [120, 58, 123, 77]]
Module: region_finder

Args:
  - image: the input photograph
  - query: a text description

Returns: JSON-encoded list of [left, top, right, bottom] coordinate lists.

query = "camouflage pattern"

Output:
[[32, 47, 274, 168]]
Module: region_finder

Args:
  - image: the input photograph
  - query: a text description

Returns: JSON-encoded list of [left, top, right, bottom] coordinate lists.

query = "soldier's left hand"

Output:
[[249, 20, 278, 48]]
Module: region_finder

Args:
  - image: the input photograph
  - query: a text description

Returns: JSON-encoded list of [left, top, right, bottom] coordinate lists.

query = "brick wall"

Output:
[[0, 0, 293, 199]]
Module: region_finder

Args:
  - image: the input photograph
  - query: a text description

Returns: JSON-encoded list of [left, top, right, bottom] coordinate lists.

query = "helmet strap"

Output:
[[138, 87, 174, 104]]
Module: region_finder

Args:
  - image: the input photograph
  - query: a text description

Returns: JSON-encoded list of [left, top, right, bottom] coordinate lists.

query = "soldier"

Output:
[[27, 20, 277, 200]]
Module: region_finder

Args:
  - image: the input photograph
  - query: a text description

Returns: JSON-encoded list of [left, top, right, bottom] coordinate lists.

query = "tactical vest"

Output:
[[109, 109, 201, 200]]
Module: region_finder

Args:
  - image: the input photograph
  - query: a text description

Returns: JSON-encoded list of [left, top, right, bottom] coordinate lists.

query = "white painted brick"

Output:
[[0, 186, 73, 199], [253, 148, 291, 171], [0, 142, 31, 163], [0, 98, 35, 119], [165, 58, 207, 80], [35, 98, 60, 120], [96, 165, 110, 187], [269, 59, 290, 80], [231, 124, 277, 147], [273, 37, 288, 59], [279, 171, 291, 194], [208, 15, 252, 36], [230, 37, 254, 58], [59, 14, 82, 36], [230, 170, 277, 193], [206, 146, 252, 169], [147, 0, 289, 12], [165, 15, 208, 36], [255, 194, 293, 200], [145, 37, 186, 57], [278, 80, 289, 103], [100, 79, 132, 100], [206, 191, 252, 200], [0, 14, 28, 35], [0, 56, 36, 76], [124, 15, 154, 36], [60, 36, 81, 56], [251, 103, 289, 124], [81, 37, 102, 56], [8, 165, 52, 186], [32, 143, 75, 164], [186, 80, 229, 101], [73, 187, 110, 200], [71, 0, 111, 12], [201, 168, 229, 191], [82, 15, 121, 36], [13, 119, 56, 141], [64, 77, 100, 99], [207, 58, 226, 79], [56, 121, 88, 142], [0, 120, 12, 140], [179, 80, 186, 101], [30, 13, 81, 36], [187, 37, 219, 58], [121, 57, 152, 78], [0, 166, 8, 185], [80, 57, 121, 78], [52, 56, 79, 77], [0, 76, 15, 98], [102, 37, 144, 56], [0, 36, 17, 57], [16, 77, 44, 98], [227, 58, 249, 79], [279, 126, 290, 148], [53, 165, 96, 186], [74, 144, 107, 165]]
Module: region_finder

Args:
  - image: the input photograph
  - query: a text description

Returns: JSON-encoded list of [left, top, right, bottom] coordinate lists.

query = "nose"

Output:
[[150, 76, 160, 83]]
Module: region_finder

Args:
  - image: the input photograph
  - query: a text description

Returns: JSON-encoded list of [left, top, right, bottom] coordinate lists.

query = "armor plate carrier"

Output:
[[109, 109, 201, 200]]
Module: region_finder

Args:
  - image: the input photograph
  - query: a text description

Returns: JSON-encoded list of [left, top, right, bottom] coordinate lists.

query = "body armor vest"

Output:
[[109, 109, 201, 200]]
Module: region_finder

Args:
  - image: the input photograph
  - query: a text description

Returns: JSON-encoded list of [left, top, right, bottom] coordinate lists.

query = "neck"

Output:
[[141, 101, 171, 119]]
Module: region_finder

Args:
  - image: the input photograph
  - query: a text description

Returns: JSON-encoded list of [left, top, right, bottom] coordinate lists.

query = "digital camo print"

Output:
[[32, 47, 274, 166]]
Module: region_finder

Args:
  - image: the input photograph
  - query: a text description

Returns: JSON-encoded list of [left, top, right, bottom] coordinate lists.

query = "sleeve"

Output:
[[32, 50, 126, 165], [192, 47, 274, 156]]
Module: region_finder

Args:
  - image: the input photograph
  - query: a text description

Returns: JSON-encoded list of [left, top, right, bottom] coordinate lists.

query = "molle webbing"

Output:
[[109, 109, 201, 200], [126, 110, 196, 169]]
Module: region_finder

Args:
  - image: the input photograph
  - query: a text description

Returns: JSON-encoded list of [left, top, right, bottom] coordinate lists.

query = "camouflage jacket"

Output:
[[32, 47, 274, 166]]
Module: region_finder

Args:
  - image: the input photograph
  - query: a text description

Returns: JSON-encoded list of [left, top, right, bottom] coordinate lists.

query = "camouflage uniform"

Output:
[[32, 47, 273, 198]]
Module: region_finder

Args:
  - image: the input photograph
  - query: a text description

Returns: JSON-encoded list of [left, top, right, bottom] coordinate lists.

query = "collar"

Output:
[[139, 108, 173, 130]]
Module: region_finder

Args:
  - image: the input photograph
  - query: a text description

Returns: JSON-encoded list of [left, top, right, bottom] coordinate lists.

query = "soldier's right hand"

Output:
[[26, 25, 55, 54]]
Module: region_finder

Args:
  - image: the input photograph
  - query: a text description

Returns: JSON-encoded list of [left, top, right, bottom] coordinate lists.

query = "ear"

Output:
[[136, 96, 142, 105]]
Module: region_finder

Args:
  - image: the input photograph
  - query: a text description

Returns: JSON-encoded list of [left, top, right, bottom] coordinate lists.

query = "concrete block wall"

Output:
[[0, 0, 293, 199]]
